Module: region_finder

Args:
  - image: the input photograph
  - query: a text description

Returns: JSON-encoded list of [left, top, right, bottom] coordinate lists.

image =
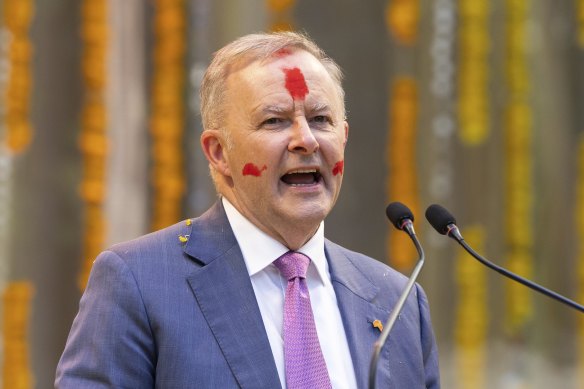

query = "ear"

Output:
[[200, 130, 232, 177], [342, 120, 349, 148]]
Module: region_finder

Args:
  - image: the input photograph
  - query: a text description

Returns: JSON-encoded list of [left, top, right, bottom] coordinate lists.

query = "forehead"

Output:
[[225, 49, 341, 109]]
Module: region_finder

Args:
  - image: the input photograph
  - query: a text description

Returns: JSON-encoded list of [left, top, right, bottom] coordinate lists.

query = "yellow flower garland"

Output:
[[504, 0, 533, 334], [578, 0, 584, 47], [577, 136, 584, 384], [386, 78, 418, 271], [458, 0, 490, 146], [2, 281, 34, 388], [78, 0, 108, 289], [455, 225, 487, 388], [455, 1, 490, 381], [2, 0, 34, 153], [266, 0, 296, 31], [385, 0, 419, 271], [150, 0, 187, 231]]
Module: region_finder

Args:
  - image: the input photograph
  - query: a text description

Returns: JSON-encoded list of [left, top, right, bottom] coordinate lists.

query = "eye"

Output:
[[310, 115, 333, 125], [261, 117, 285, 127]]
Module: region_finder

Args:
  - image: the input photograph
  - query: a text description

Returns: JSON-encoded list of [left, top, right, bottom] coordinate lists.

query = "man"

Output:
[[56, 31, 439, 388]]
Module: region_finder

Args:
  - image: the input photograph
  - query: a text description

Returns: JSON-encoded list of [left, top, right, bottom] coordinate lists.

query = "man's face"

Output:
[[213, 49, 348, 244]]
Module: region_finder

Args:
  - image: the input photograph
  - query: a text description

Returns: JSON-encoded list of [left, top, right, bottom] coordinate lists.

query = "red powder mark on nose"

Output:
[[283, 67, 309, 100], [242, 163, 267, 177], [332, 160, 344, 176]]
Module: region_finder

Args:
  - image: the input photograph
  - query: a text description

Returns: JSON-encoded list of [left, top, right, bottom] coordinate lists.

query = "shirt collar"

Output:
[[222, 197, 328, 285]]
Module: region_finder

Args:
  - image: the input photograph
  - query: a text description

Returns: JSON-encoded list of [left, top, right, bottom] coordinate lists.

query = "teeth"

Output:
[[286, 169, 317, 174], [280, 168, 321, 186]]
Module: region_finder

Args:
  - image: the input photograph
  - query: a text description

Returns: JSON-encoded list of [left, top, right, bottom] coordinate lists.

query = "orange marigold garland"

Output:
[[0, 4, 35, 385], [2, 281, 35, 388], [578, 0, 584, 48], [385, 0, 420, 271], [385, 0, 419, 45], [266, 0, 296, 31], [386, 78, 419, 271], [78, 0, 108, 289], [2, 0, 34, 153], [0, 4, 15, 291], [150, 0, 187, 231]]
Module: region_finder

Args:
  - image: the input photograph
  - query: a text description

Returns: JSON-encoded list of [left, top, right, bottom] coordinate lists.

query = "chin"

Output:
[[290, 203, 330, 223]]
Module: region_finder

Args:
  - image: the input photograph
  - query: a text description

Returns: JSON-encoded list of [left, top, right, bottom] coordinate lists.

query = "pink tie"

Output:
[[273, 251, 333, 389]]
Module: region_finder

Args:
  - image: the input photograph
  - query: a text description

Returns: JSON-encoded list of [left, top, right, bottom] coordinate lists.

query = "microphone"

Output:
[[425, 204, 584, 313], [369, 202, 426, 389]]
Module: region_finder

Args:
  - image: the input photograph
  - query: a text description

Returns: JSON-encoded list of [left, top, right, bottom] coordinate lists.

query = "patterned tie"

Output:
[[273, 251, 333, 389]]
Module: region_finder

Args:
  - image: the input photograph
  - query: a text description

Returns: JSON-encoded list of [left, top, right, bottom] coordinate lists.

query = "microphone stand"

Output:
[[446, 224, 584, 313], [368, 222, 425, 389]]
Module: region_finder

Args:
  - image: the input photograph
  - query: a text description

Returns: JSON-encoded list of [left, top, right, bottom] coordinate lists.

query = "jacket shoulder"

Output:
[[105, 220, 193, 266]]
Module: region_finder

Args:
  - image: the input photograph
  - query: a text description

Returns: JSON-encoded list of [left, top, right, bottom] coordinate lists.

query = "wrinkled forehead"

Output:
[[224, 48, 318, 77], [225, 49, 344, 110]]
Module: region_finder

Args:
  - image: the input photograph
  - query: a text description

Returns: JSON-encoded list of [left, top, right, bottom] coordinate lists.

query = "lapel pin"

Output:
[[372, 319, 383, 332], [178, 234, 189, 243]]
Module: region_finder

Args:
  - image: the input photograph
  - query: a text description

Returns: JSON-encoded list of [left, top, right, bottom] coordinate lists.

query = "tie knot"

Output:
[[273, 251, 310, 280]]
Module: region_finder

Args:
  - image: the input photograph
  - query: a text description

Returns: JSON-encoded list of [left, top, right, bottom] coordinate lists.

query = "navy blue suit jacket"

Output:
[[56, 201, 440, 388]]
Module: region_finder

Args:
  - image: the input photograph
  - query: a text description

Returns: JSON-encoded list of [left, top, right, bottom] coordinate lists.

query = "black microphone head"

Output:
[[425, 204, 457, 235], [386, 202, 414, 230]]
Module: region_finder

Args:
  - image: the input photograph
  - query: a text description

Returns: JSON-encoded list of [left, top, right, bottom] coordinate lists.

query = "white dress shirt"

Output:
[[222, 198, 358, 389]]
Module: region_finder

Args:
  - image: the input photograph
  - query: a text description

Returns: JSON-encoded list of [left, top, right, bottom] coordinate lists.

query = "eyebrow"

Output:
[[252, 102, 333, 116], [308, 102, 331, 112], [259, 105, 290, 114]]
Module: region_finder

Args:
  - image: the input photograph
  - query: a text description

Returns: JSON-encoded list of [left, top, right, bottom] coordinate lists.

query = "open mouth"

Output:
[[280, 169, 322, 186]]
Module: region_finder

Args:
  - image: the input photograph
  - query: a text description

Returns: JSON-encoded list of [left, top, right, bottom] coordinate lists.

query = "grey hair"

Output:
[[200, 31, 345, 133]]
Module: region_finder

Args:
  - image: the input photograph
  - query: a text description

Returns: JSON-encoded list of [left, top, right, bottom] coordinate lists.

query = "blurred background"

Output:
[[1, 0, 583, 387]]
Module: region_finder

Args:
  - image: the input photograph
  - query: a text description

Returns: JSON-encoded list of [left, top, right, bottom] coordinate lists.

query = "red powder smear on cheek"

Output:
[[242, 163, 267, 177], [332, 160, 344, 176], [283, 67, 309, 100]]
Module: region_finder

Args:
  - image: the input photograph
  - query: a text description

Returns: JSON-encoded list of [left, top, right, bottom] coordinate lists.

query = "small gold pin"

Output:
[[178, 235, 189, 243], [372, 319, 383, 332], [185, 219, 192, 226]]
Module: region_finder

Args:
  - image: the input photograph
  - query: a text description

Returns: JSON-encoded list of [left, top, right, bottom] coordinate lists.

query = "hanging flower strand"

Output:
[[385, 0, 420, 271], [455, 225, 487, 388], [577, 136, 584, 384], [78, 0, 108, 289], [385, 0, 419, 45], [386, 78, 419, 271], [266, 0, 296, 32], [578, 0, 584, 48], [2, 0, 34, 153], [458, 0, 490, 146], [150, 0, 187, 231], [2, 281, 35, 388], [504, 0, 534, 335]]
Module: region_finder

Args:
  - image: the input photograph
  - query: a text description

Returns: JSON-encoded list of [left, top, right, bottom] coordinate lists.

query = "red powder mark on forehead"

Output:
[[242, 163, 267, 177], [283, 67, 309, 100], [332, 160, 344, 176], [274, 48, 292, 57]]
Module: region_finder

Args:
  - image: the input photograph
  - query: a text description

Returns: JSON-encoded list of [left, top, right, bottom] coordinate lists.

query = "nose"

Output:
[[288, 117, 319, 154]]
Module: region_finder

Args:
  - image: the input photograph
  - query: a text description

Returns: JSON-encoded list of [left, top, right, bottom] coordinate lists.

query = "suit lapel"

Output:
[[325, 241, 391, 388], [183, 202, 281, 389]]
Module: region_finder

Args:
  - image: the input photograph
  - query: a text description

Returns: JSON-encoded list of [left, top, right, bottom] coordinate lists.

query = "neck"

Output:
[[276, 226, 319, 251], [221, 195, 321, 251]]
